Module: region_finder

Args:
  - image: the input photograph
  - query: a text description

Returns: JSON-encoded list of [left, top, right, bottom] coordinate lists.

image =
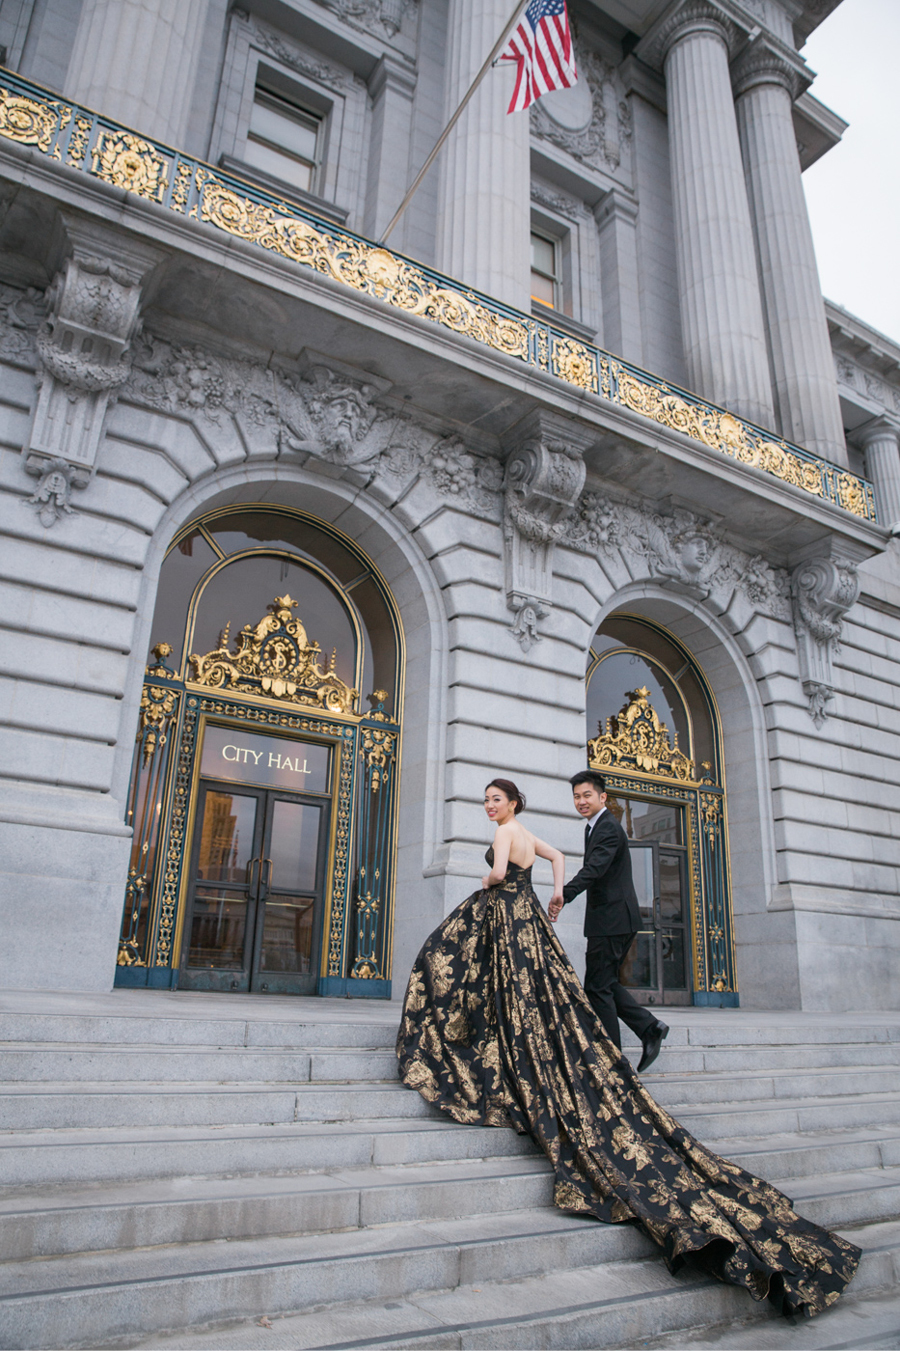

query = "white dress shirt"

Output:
[[585, 806, 607, 835]]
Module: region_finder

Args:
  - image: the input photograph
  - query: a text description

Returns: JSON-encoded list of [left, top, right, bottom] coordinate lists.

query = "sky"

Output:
[[801, 0, 900, 342]]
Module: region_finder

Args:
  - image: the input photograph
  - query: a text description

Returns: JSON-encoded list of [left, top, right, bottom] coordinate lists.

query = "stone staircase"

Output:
[[0, 992, 899, 1350]]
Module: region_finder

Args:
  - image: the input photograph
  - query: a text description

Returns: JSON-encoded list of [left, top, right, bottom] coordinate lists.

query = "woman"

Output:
[[397, 778, 859, 1318]]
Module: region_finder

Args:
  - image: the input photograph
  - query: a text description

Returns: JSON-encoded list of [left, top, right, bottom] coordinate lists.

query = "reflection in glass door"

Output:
[[179, 783, 328, 994], [253, 799, 323, 989], [610, 795, 691, 1007]]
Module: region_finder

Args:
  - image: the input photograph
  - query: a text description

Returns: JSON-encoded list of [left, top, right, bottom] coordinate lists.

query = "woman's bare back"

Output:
[[500, 821, 536, 869]]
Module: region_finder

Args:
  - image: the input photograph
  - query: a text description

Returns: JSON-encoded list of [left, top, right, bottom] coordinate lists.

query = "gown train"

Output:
[[396, 853, 860, 1318]]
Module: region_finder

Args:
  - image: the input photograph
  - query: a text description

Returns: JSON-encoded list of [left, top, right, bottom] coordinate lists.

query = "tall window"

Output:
[[530, 231, 559, 309], [245, 82, 320, 193]]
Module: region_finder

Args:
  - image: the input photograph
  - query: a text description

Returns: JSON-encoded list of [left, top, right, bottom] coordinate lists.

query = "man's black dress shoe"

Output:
[[637, 1021, 668, 1072]]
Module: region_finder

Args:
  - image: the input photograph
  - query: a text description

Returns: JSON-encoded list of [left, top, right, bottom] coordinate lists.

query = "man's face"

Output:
[[573, 783, 606, 818]]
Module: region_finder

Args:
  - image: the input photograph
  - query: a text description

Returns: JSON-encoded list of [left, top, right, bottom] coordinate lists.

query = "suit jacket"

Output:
[[562, 810, 641, 938]]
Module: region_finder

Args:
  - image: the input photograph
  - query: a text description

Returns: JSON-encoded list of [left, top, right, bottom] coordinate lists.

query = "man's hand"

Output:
[[548, 893, 564, 922]]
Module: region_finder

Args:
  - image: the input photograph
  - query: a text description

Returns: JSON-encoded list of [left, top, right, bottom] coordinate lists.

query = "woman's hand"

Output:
[[548, 892, 564, 922], [481, 875, 491, 890]]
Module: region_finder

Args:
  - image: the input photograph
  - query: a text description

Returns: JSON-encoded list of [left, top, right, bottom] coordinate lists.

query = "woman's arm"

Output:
[[482, 823, 513, 888], [533, 835, 565, 918]]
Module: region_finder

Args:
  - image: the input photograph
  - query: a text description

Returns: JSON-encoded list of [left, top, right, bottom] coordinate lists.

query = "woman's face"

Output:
[[484, 787, 514, 822]]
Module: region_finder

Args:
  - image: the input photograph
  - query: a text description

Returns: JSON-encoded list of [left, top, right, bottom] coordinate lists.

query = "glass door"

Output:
[[250, 796, 328, 994], [610, 795, 691, 1007], [180, 783, 265, 992], [179, 783, 330, 995]]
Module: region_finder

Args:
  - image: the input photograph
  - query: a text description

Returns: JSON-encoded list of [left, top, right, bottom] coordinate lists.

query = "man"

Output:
[[548, 769, 668, 1072]]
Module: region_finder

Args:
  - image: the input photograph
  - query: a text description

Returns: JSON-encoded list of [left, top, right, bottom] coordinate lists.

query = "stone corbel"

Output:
[[790, 548, 861, 727], [23, 219, 163, 525], [501, 410, 592, 652]]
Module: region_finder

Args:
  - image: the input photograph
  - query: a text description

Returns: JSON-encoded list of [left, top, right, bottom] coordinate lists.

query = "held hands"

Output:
[[547, 892, 564, 922]]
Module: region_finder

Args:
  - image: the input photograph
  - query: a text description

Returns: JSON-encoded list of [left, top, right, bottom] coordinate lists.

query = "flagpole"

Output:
[[379, 0, 530, 246]]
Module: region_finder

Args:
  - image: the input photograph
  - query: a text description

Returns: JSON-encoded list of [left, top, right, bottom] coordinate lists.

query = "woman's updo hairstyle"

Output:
[[485, 778, 526, 814]]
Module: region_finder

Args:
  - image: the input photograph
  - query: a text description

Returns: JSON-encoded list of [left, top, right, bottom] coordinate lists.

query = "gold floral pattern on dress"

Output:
[[396, 849, 859, 1318]]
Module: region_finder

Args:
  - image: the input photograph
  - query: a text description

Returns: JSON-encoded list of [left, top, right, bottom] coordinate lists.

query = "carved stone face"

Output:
[[317, 389, 371, 460], [679, 533, 710, 573], [45, 471, 68, 498]]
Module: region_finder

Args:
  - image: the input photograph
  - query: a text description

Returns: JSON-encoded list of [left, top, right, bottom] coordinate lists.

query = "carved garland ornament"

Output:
[[189, 594, 358, 713]]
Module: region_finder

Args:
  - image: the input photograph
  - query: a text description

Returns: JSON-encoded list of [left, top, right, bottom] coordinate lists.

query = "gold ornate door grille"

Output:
[[587, 680, 736, 1007], [117, 535, 403, 997]]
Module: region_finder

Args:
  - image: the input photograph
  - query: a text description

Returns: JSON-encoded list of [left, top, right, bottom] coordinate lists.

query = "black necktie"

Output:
[[584, 821, 591, 856]]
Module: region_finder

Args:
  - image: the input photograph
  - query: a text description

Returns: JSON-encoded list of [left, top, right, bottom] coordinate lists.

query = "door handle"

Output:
[[261, 857, 273, 893], [247, 857, 259, 893]]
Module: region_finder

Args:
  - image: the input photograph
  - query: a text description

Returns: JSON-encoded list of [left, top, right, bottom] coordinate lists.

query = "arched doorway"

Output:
[[115, 505, 404, 998], [586, 613, 737, 1008]]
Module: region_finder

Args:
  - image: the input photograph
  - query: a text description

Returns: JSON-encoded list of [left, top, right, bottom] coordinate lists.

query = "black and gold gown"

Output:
[[396, 851, 860, 1318]]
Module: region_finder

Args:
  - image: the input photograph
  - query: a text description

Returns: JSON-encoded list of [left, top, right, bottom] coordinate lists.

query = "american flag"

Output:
[[497, 0, 577, 114]]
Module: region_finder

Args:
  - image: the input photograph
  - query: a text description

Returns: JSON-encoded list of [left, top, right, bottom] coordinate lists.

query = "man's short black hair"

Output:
[[570, 769, 606, 794]]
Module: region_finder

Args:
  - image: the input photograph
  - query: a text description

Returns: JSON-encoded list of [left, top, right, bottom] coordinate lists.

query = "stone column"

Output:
[[66, 0, 209, 147], [435, 0, 531, 309], [857, 419, 900, 528], [653, 3, 775, 428], [734, 39, 848, 465]]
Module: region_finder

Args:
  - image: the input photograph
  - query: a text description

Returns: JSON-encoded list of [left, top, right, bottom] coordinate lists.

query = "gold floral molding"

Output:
[[196, 175, 531, 360], [138, 642, 177, 766], [588, 687, 696, 782], [0, 69, 878, 523], [189, 594, 358, 713]]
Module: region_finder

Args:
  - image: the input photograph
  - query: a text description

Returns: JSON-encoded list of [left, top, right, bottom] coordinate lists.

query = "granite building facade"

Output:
[[1, 0, 898, 1015]]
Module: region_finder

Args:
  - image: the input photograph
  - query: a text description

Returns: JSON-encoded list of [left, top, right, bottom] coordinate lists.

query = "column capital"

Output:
[[593, 186, 640, 229], [855, 416, 900, 451], [367, 52, 417, 102], [637, 0, 740, 71], [731, 33, 811, 101]]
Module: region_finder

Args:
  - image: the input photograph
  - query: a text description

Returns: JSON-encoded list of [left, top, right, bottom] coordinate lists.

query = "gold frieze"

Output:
[[189, 594, 358, 713], [0, 68, 878, 523]]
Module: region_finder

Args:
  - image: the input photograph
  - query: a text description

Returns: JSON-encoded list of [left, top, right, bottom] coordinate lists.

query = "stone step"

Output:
[[0, 1013, 398, 1050], [4, 1072, 899, 1134], [785, 1165, 900, 1231], [3, 1026, 891, 1069], [0, 1081, 439, 1131], [643, 1280, 900, 1348], [0, 1045, 401, 1084], [2, 1130, 897, 1265], [648, 1063, 900, 1107], [0, 1155, 555, 1261], [0, 1206, 656, 1350], [648, 1042, 900, 1073], [0, 1118, 540, 1188], [672, 1089, 900, 1140], [4, 1039, 898, 1084], [713, 1126, 900, 1184], [17, 1215, 894, 1351], [3, 1108, 897, 1193], [2, 1003, 896, 1052]]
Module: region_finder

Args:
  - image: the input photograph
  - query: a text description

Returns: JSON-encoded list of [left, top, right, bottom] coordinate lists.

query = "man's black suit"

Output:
[[562, 809, 658, 1049]]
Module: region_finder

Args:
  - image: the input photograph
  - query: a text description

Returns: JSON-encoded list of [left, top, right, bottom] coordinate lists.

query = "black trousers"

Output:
[[584, 933, 658, 1049]]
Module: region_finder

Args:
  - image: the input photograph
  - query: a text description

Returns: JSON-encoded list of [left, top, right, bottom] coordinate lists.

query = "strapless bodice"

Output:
[[485, 845, 532, 880]]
